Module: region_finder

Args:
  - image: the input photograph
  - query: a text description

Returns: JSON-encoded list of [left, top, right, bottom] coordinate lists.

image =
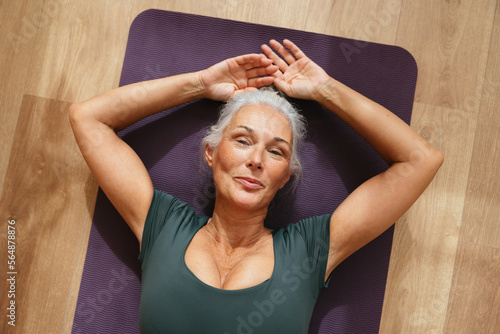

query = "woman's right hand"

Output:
[[261, 39, 331, 101], [199, 54, 278, 102]]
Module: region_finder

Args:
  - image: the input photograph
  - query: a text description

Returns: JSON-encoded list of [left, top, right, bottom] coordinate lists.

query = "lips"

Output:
[[235, 177, 264, 189]]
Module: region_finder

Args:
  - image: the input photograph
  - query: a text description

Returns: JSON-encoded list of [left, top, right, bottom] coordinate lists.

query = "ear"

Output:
[[279, 170, 293, 189], [204, 144, 214, 168]]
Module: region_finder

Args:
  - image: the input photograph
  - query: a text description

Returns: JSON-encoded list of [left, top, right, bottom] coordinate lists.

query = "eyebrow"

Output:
[[236, 125, 291, 147], [237, 125, 254, 133]]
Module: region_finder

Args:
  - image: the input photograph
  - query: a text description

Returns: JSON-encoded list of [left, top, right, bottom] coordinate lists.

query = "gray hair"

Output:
[[201, 87, 307, 181]]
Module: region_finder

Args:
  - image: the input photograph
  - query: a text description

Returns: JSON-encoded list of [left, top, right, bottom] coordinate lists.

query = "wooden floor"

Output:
[[1, 0, 499, 333]]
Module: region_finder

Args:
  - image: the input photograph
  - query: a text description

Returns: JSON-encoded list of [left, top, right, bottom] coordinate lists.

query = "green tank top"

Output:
[[139, 190, 331, 334]]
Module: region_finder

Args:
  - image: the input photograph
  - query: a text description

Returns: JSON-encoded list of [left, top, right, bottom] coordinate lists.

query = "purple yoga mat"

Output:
[[72, 9, 417, 334]]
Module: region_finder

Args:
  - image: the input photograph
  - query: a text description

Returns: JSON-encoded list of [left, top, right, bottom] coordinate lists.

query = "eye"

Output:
[[269, 149, 283, 156], [235, 137, 250, 146]]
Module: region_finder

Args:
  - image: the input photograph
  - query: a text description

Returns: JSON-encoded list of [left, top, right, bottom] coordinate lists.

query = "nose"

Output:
[[246, 148, 263, 170], [247, 162, 262, 170]]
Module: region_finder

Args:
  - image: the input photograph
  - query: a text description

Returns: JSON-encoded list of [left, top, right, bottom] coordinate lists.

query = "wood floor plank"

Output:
[[444, 241, 500, 334], [129, 0, 402, 44], [384, 2, 498, 331], [0, 95, 97, 334], [0, 0, 43, 200], [304, 0, 401, 44], [234, 0, 311, 30], [60, 205, 95, 334], [460, 3, 500, 249], [380, 102, 477, 333], [128, 0, 311, 32], [396, 0, 496, 110], [24, 0, 132, 103]]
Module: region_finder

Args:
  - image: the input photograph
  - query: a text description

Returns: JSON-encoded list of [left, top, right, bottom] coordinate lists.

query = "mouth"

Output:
[[235, 177, 264, 190]]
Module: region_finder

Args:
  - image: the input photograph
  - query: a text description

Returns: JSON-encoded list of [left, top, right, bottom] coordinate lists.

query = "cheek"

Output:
[[211, 144, 241, 176], [268, 163, 291, 186]]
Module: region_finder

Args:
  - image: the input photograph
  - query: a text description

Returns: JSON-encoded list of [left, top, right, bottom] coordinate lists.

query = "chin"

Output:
[[232, 191, 269, 212]]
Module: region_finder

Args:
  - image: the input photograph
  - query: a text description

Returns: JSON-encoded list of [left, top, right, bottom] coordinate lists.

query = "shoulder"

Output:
[[139, 189, 205, 265], [150, 189, 188, 209], [146, 189, 196, 222], [280, 214, 332, 238], [274, 214, 331, 252], [273, 214, 333, 294]]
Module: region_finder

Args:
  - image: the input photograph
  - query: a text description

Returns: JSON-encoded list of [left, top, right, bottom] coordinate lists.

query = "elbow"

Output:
[[69, 102, 94, 131], [428, 144, 444, 167], [68, 102, 82, 129], [434, 148, 444, 168], [68, 102, 94, 138], [434, 149, 445, 175], [406, 144, 444, 176], [423, 146, 444, 175]]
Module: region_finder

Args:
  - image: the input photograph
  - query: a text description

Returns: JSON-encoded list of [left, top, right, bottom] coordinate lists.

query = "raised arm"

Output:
[[262, 40, 444, 278], [69, 54, 277, 247]]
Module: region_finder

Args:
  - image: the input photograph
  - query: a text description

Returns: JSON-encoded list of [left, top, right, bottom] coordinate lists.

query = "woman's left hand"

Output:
[[261, 39, 331, 101], [200, 54, 278, 102]]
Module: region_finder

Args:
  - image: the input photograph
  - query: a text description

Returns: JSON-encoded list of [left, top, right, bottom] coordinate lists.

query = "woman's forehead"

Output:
[[228, 105, 292, 138]]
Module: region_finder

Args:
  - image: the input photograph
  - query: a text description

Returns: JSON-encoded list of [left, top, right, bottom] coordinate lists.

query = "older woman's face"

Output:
[[205, 104, 293, 211]]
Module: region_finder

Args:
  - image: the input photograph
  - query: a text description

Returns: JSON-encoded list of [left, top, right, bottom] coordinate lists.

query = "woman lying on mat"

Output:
[[70, 39, 443, 333]]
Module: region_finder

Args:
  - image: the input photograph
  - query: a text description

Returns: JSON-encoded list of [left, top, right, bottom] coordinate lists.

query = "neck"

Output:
[[207, 200, 270, 250]]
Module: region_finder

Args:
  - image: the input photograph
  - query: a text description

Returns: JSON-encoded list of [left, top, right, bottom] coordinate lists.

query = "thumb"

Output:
[[273, 78, 288, 93]]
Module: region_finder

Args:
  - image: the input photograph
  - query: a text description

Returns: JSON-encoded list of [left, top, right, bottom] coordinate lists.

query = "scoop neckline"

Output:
[[183, 217, 278, 294]]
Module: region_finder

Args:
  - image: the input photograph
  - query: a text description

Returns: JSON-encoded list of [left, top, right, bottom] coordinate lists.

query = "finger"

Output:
[[283, 39, 307, 59], [272, 77, 290, 94], [247, 76, 275, 88], [261, 43, 289, 73], [269, 39, 297, 65], [246, 64, 279, 78], [233, 53, 261, 64], [234, 54, 272, 69], [232, 89, 248, 97]]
